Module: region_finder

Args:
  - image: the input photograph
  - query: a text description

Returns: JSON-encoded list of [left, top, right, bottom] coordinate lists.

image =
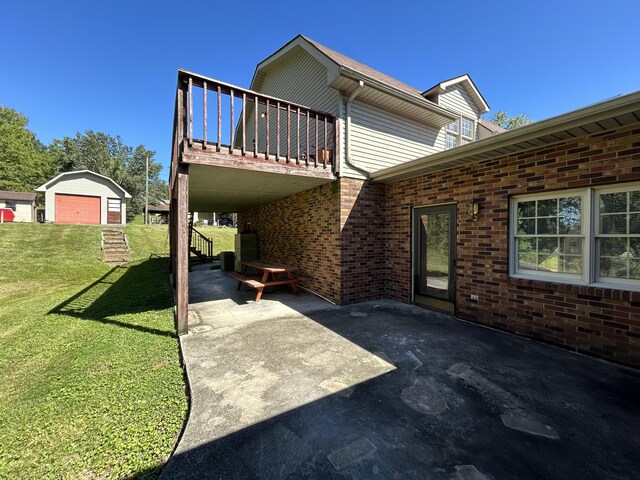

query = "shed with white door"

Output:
[[36, 170, 131, 225]]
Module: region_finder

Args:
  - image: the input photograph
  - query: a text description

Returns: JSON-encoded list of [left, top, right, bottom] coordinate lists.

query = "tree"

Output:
[[49, 131, 167, 221], [490, 111, 533, 130], [0, 106, 53, 191]]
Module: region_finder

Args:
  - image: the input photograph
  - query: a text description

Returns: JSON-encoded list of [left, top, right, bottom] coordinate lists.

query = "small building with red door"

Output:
[[36, 170, 131, 225]]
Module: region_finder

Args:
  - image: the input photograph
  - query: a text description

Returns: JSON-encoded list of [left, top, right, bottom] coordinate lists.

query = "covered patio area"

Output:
[[161, 267, 640, 479]]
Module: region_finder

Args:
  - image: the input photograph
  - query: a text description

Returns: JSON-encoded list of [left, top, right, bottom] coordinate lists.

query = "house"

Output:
[[169, 35, 640, 368], [148, 203, 170, 223], [36, 170, 131, 225], [0, 190, 37, 222]]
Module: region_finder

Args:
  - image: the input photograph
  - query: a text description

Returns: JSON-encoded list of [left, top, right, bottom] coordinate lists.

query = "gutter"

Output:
[[371, 89, 640, 183]]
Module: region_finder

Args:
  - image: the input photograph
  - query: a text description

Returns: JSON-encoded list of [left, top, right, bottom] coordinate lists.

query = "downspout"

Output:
[[344, 80, 371, 178]]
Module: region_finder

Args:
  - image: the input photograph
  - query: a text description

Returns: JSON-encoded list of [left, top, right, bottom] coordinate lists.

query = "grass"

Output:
[[0, 223, 189, 479], [194, 225, 236, 256]]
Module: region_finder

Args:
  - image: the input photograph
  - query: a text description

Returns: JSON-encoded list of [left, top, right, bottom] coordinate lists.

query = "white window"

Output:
[[445, 117, 475, 150], [446, 119, 459, 134], [511, 182, 640, 290], [461, 118, 474, 139], [596, 187, 640, 286]]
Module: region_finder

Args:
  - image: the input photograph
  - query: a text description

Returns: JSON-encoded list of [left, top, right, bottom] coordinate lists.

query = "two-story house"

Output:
[[169, 35, 640, 368]]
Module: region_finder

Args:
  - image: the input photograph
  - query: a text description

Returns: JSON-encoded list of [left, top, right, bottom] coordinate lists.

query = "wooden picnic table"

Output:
[[227, 260, 300, 302]]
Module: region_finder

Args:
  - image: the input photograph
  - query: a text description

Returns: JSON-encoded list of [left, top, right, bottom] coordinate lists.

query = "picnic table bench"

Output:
[[227, 261, 300, 302]]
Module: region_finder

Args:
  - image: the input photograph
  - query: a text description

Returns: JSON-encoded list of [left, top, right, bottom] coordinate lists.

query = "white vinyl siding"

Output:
[[438, 85, 480, 148], [439, 85, 480, 119], [0, 200, 33, 222], [258, 50, 339, 116], [244, 49, 338, 162], [342, 100, 444, 178], [42, 173, 127, 225]]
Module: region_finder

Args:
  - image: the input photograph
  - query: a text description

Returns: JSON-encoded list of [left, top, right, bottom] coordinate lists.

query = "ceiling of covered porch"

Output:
[[187, 163, 334, 212]]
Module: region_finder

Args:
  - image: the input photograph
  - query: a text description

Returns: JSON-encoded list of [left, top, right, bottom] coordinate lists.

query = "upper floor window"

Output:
[[511, 182, 640, 290], [445, 116, 475, 149], [461, 118, 474, 139], [446, 119, 459, 134]]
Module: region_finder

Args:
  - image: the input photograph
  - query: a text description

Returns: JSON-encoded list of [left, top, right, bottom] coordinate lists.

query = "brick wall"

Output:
[[238, 181, 342, 302], [386, 124, 640, 367], [237, 178, 387, 305], [339, 178, 386, 304]]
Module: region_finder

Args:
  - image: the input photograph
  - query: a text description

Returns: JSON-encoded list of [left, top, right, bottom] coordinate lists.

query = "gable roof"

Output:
[[0, 190, 36, 201], [252, 35, 457, 128], [300, 35, 427, 102], [35, 170, 132, 198], [422, 74, 490, 114]]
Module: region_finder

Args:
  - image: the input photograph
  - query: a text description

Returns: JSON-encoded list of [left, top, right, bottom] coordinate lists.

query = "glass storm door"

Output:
[[414, 205, 456, 312]]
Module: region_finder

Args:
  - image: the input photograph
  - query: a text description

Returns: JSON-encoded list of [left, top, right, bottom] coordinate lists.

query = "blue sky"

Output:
[[1, 1, 639, 180]]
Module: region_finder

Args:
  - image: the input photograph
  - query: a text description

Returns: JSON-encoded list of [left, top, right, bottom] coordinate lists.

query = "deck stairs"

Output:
[[101, 228, 131, 263]]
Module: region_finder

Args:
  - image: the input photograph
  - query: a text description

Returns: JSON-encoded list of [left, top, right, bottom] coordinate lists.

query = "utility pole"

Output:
[[144, 155, 149, 225]]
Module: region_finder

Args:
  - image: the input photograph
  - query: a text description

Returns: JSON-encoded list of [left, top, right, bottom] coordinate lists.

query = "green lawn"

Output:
[[0, 223, 187, 479], [194, 225, 236, 256]]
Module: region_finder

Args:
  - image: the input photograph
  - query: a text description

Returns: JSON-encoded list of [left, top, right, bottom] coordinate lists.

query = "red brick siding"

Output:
[[386, 124, 640, 367], [238, 181, 341, 302], [237, 178, 386, 305], [339, 178, 386, 304]]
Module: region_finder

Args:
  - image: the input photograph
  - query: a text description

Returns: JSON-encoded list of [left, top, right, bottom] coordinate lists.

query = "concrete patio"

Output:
[[161, 266, 640, 479]]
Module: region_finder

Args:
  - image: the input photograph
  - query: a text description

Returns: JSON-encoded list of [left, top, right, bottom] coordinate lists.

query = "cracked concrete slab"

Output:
[[159, 268, 640, 479]]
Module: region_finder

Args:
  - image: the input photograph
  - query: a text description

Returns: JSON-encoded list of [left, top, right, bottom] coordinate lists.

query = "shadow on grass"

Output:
[[49, 257, 176, 338]]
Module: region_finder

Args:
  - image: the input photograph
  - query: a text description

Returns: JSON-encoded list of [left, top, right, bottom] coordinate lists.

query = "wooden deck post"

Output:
[[169, 194, 177, 280], [176, 165, 189, 335]]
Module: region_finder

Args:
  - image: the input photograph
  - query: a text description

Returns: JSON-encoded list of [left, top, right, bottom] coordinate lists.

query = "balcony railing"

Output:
[[171, 70, 338, 186]]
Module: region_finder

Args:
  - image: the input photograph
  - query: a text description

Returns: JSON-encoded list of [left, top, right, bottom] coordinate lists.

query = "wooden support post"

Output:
[[296, 107, 300, 164], [169, 194, 177, 280], [217, 86, 221, 152], [242, 92, 246, 156], [276, 101, 281, 161], [323, 116, 328, 167], [203, 82, 207, 149], [314, 114, 318, 168], [188, 77, 193, 147], [265, 99, 270, 159], [229, 89, 235, 154], [305, 110, 310, 166], [286, 104, 291, 162], [176, 166, 189, 335], [254, 95, 258, 157]]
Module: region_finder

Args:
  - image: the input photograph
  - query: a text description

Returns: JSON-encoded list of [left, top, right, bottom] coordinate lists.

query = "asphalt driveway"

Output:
[[161, 269, 640, 479]]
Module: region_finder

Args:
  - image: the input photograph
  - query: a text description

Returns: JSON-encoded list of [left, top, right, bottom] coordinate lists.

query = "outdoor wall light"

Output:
[[468, 199, 480, 222]]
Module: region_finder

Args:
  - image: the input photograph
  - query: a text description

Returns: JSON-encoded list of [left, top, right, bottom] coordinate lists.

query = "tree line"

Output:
[[0, 105, 167, 221]]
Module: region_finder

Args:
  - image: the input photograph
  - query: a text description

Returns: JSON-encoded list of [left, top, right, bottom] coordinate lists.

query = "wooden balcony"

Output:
[[170, 69, 339, 191]]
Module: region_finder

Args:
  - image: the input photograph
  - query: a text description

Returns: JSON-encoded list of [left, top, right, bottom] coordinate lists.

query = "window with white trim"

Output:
[[511, 182, 640, 290], [445, 116, 475, 150], [461, 117, 474, 139], [5, 200, 16, 211]]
